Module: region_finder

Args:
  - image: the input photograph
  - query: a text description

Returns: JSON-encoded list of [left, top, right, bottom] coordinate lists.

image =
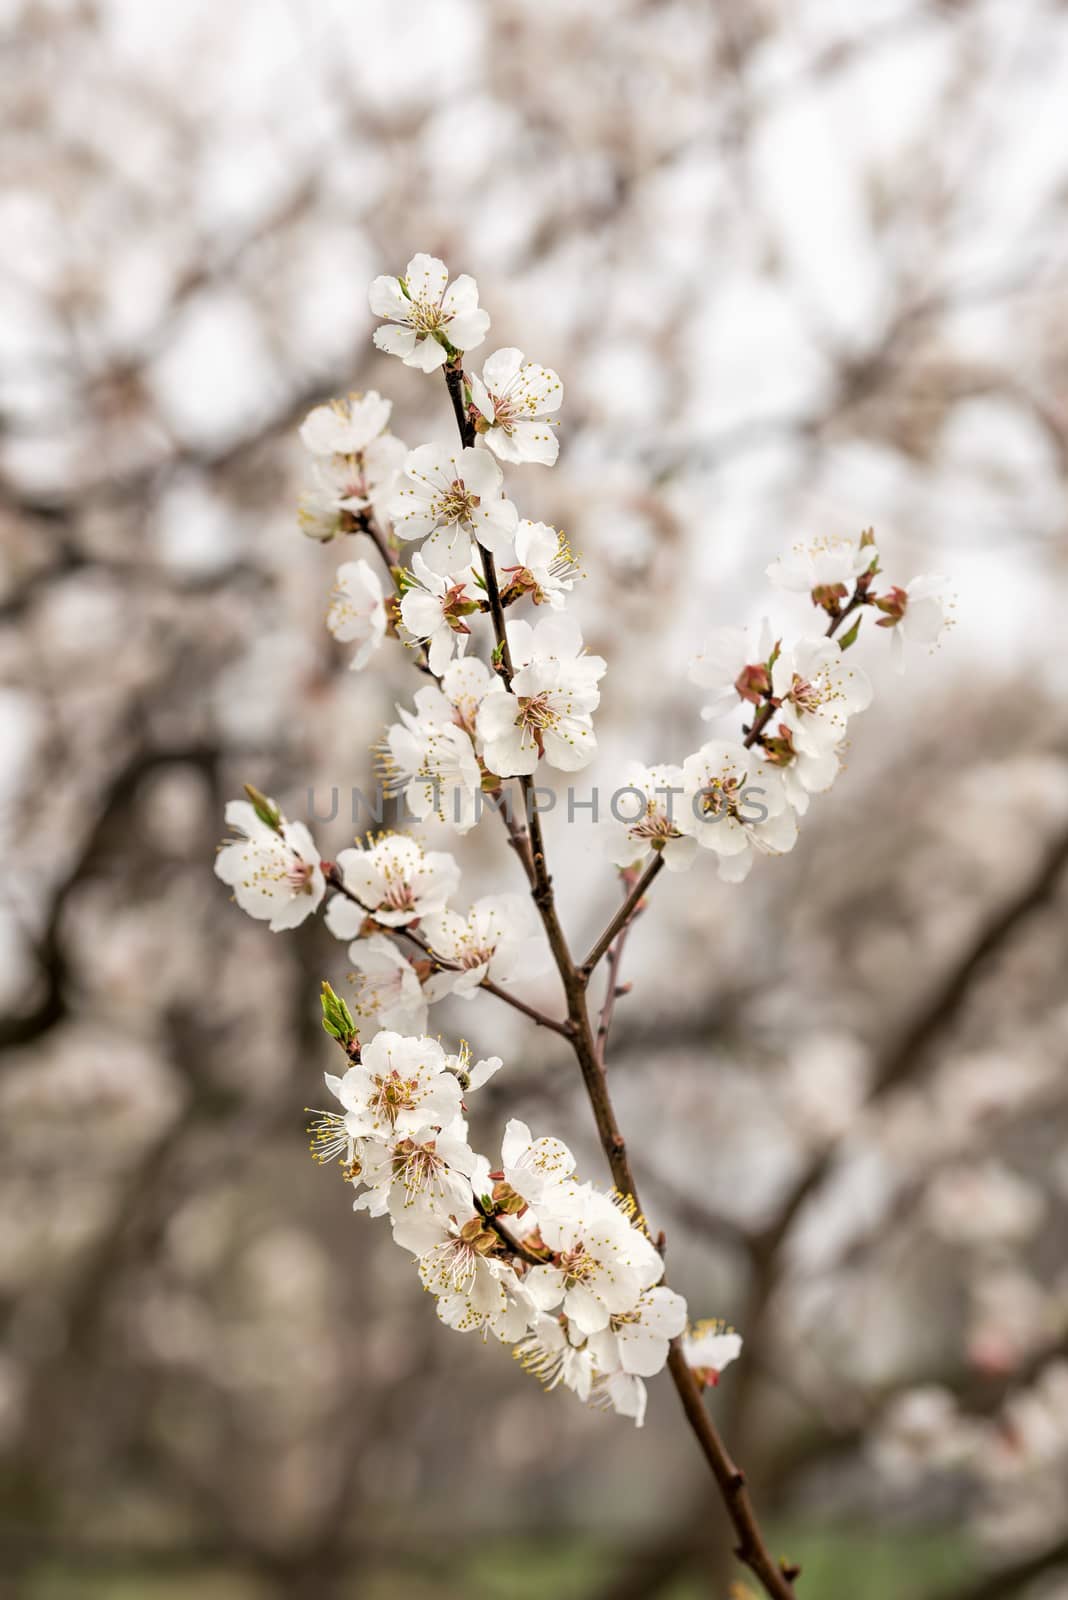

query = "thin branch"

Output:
[[595, 871, 651, 1065], [582, 855, 664, 977], [354, 508, 397, 578]]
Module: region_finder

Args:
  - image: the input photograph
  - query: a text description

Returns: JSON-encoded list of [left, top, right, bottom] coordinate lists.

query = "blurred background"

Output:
[[2, 0, 1068, 1596]]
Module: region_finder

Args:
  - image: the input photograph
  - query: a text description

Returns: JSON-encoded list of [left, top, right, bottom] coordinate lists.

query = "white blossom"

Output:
[[762, 733, 840, 817], [390, 442, 518, 574], [525, 1186, 664, 1337], [875, 573, 951, 671], [469, 347, 563, 465], [326, 558, 387, 671], [438, 1264, 536, 1342], [688, 620, 774, 721], [506, 612, 604, 688], [369, 253, 489, 371], [519, 1314, 650, 1425], [517, 1315, 597, 1402], [214, 800, 324, 931], [341, 934, 430, 1035], [324, 833, 459, 930], [297, 433, 406, 542], [477, 613, 605, 777], [325, 1031, 463, 1142], [439, 654, 496, 732], [602, 761, 697, 872], [445, 1042, 504, 1094], [499, 1119, 578, 1210], [299, 391, 393, 457], [500, 520, 580, 610], [383, 684, 483, 833], [770, 638, 872, 758], [297, 474, 351, 544], [518, 1312, 652, 1427], [421, 894, 548, 996], [354, 1116, 477, 1221], [392, 1204, 528, 1336], [766, 532, 877, 598], [681, 1321, 743, 1386], [679, 740, 797, 883], [398, 550, 479, 676], [587, 1285, 688, 1379], [602, 1371, 650, 1427]]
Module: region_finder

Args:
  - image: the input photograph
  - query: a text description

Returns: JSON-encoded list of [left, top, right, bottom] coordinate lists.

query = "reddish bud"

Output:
[[874, 586, 908, 627], [734, 662, 771, 704], [810, 582, 848, 614]]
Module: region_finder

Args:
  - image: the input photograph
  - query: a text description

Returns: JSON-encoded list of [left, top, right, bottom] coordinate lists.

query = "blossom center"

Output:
[[392, 1138, 447, 1199], [559, 1243, 596, 1287], [490, 389, 518, 431], [458, 942, 495, 971], [381, 881, 417, 913], [406, 296, 446, 335], [286, 857, 316, 893], [786, 673, 824, 715], [514, 691, 560, 758], [698, 775, 743, 819], [368, 1068, 420, 1124], [433, 1237, 480, 1292], [629, 803, 679, 845], [435, 479, 481, 526], [518, 693, 556, 729], [338, 455, 368, 498]]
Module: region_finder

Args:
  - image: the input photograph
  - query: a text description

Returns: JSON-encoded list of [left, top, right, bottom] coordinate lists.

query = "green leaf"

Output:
[[837, 616, 862, 650]]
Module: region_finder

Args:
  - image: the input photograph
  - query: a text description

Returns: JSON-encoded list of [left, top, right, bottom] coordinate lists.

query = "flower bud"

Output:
[[491, 1180, 527, 1216], [874, 586, 908, 627], [320, 980, 359, 1050], [733, 663, 771, 705], [810, 582, 848, 614], [243, 783, 282, 832]]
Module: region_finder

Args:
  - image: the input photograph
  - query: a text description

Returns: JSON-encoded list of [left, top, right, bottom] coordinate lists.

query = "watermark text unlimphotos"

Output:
[[305, 784, 770, 827]]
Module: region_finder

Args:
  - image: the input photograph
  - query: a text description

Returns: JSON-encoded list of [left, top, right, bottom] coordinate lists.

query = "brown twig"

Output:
[[594, 871, 652, 1065], [582, 855, 664, 977]]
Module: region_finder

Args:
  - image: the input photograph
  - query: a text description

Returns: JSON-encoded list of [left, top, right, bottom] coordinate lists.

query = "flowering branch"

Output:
[[213, 251, 950, 1600]]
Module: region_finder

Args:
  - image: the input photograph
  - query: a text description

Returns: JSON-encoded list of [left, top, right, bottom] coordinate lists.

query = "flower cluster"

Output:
[[310, 1027, 689, 1425], [213, 253, 946, 1435], [651, 529, 953, 878]]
